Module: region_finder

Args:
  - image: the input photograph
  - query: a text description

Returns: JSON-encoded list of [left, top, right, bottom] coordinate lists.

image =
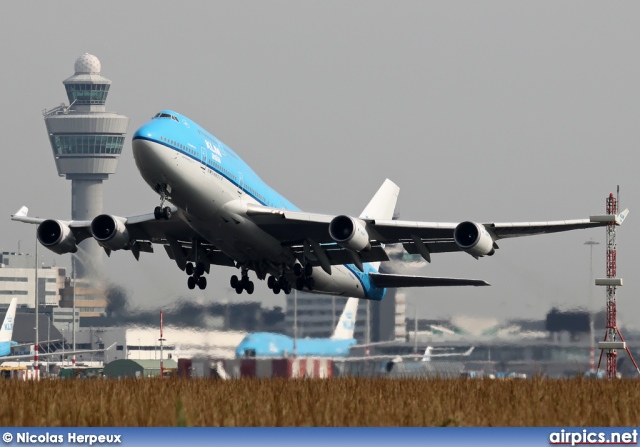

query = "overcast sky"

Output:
[[1, 2, 639, 326]]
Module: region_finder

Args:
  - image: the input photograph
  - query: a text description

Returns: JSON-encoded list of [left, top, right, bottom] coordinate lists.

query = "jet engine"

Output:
[[328, 215, 371, 252], [37, 220, 77, 254], [91, 214, 130, 251], [453, 221, 495, 257]]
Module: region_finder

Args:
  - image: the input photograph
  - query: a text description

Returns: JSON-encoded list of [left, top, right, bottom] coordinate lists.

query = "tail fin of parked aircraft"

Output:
[[331, 297, 360, 340], [0, 298, 18, 343]]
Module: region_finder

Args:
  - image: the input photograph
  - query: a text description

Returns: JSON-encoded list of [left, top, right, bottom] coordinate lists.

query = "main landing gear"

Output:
[[266, 274, 292, 295], [230, 268, 254, 294], [154, 183, 172, 220], [294, 262, 315, 291], [186, 262, 207, 290]]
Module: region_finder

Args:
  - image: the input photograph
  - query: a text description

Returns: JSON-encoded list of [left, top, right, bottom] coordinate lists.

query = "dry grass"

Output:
[[1, 377, 639, 426]]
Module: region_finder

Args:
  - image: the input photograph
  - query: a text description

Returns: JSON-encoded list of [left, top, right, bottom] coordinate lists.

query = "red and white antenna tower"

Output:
[[596, 188, 639, 379]]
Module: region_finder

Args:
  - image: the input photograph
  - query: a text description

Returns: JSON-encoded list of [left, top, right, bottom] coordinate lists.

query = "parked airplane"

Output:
[[0, 297, 114, 362], [0, 298, 18, 357], [12, 110, 628, 300], [236, 297, 361, 358]]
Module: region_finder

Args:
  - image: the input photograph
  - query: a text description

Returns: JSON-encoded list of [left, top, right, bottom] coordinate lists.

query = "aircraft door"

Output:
[[237, 172, 243, 196], [200, 147, 207, 174]]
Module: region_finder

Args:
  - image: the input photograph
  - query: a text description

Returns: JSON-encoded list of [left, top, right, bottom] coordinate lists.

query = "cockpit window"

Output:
[[153, 113, 179, 122]]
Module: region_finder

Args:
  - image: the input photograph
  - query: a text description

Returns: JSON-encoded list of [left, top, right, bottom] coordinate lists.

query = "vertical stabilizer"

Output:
[[359, 179, 400, 271], [359, 179, 399, 220], [0, 298, 18, 343], [331, 297, 360, 340]]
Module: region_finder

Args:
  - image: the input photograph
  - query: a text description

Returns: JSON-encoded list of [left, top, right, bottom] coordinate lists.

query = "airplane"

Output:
[[0, 298, 19, 357], [236, 297, 361, 358], [0, 298, 115, 362], [11, 109, 629, 301], [336, 345, 475, 363]]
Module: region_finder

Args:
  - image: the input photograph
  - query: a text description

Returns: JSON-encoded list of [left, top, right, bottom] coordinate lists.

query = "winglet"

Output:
[[617, 208, 629, 225], [11, 206, 28, 219], [590, 208, 630, 225]]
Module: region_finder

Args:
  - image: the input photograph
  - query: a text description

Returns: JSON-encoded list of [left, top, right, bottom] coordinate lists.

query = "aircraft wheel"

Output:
[[272, 285, 281, 295], [295, 277, 305, 290], [246, 281, 254, 294], [235, 285, 243, 294], [163, 206, 172, 220], [154, 206, 162, 220], [187, 276, 196, 290], [267, 276, 276, 289], [305, 277, 315, 291], [293, 264, 303, 277], [283, 283, 292, 294], [195, 262, 205, 277], [230, 275, 239, 288], [304, 263, 313, 277], [185, 262, 194, 276], [198, 276, 207, 290], [279, 276, 288, 288]]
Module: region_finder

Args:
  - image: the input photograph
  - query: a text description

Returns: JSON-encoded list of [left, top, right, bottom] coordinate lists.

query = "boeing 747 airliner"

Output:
[[12, 110, 628, 301]]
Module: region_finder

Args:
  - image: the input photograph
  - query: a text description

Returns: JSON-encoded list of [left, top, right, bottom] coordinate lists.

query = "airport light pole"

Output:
[[293, 289, 297, 358], [72, 255, 76, 366], [366, 300, 371, 347], [407, 303, 418, 354], [34, 229, 39, 376]]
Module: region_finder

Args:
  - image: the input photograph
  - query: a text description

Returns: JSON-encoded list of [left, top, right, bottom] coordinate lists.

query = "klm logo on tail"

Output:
[[0, 298, 18, 343], [342, 312, 355, 330], [3, 316, 13, 332]]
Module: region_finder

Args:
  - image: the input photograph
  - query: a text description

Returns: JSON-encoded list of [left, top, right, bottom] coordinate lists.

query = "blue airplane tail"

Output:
[[0, 298, 18, 343]]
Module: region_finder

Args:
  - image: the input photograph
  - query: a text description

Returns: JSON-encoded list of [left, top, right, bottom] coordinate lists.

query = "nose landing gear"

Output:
[[153, 183, 172, 220]]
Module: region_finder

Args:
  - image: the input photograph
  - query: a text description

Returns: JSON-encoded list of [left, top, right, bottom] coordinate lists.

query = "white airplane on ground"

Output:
[[0, 297, 114, 362], [12, 110, 628, 301]]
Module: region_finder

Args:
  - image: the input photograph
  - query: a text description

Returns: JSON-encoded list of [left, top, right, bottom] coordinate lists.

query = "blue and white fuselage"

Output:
[[236, 333, 356, 358], [132, 110, 385, 299]]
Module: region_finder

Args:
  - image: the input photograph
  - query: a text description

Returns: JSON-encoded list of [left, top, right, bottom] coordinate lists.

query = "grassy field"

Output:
[[1, 377, 639, 426]]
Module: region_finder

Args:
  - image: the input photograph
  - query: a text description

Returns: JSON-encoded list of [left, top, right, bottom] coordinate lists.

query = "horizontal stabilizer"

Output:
[[369, 273, 489, 288]]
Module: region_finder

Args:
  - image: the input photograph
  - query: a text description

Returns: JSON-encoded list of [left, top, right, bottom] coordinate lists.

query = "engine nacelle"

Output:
[[37, 220, 77, 255], [328, 215, 371, 252], [453, 221, 495, 257], [91, 214, 130, 251]]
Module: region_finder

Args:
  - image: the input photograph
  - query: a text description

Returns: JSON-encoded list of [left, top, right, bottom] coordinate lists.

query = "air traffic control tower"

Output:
[[44, 54, 129, 279]]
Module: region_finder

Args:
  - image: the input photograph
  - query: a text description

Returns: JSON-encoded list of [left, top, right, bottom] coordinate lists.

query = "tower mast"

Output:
[[595, 189, 639, 378]]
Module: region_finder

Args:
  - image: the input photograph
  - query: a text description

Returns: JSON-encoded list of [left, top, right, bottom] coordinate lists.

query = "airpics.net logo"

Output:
[[549, 429, 638, 446], [3, 432, 121, 445]]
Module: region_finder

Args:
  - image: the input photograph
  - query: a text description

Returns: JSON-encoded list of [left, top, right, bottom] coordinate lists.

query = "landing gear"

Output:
[[186, 261, 207, 290], [153, 184, 172, 220], [231, 269, 254, 294], [154, 206, 171, 220], [293, 262, 315, 291], [265, 273, 292, 295]]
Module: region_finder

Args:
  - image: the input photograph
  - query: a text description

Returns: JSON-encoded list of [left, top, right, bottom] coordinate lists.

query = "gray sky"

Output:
[[1, 2, 639, 326]]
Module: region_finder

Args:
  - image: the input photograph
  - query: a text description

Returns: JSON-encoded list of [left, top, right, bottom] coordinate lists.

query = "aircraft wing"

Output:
[[337, 347, 475, 362], [248, 203, 629, 260], [11, 206, 235, 269], [0, 343, 116, 362]]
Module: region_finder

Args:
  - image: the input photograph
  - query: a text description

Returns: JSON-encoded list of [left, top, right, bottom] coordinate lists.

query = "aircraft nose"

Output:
[[133, 120, 159, 140]]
